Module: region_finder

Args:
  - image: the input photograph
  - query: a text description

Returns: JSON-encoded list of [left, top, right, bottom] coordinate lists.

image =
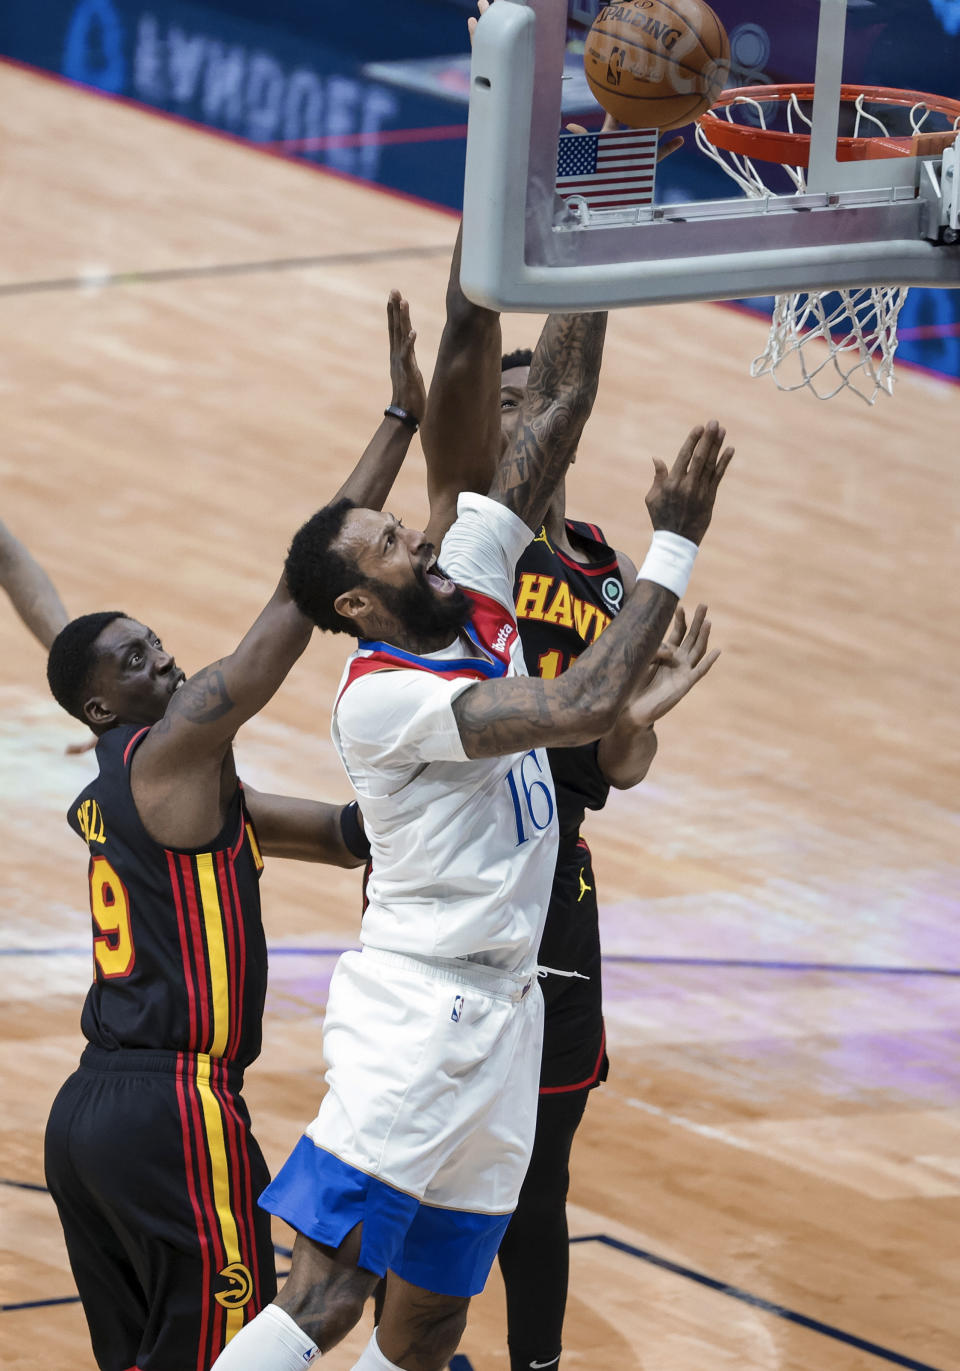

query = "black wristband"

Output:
[[339, 800, 371, 861], [384, 404, 419, 432]]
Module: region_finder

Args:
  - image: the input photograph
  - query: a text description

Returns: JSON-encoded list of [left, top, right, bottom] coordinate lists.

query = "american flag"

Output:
[[556, 128, 658, 210]]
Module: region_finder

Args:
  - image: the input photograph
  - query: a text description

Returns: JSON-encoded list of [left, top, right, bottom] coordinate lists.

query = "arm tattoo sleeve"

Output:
[[489, 311, 607, 530], [161, 664, 236, 729], [452, 580, 676, 759]]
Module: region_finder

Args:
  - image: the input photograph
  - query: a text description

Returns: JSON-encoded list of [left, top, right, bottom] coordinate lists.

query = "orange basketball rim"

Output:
[[699, 84, 960, 167]]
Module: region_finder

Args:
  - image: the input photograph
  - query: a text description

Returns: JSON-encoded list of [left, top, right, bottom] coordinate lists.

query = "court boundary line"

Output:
[[2, 945, 956, 976], [570, 1234, 946, 1371], [3, 1218, 943, 1371], [0, 244, 452, 300], [0, 55, 459, 223]]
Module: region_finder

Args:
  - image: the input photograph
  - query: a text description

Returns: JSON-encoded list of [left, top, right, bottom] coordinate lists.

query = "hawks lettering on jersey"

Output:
[[514, 520, 625, 835], [514, 573, 612, 645]]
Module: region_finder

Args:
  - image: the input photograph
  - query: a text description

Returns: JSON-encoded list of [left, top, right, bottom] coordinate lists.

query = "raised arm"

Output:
[[126, 303, 424, 844], [0, 519, 68, 650], [333, 291, 426, 509], [421, 224, 503, 547], [140, 576, 312, 767], [418, 0, 509, 546], [454, 422, 732, 758], [242, 787, 368, 869], [487, 310, 608, 533]]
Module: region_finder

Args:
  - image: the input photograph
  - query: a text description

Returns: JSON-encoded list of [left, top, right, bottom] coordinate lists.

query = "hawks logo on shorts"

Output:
[[214, 1262, 253, 1309]]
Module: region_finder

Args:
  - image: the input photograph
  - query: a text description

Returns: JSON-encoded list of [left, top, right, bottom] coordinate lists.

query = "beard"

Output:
[[368, 565, 472, 644]]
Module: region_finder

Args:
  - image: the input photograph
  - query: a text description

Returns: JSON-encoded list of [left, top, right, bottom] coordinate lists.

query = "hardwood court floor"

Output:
[[1, 60, 958, 1371]]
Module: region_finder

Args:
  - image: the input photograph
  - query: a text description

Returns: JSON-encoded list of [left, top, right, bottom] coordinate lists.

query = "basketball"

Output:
[[584, 0, 731, 131]]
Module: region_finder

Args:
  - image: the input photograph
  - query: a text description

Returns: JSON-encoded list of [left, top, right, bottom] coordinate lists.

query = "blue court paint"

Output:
[[449, 1358, 475, 1371], [570, 1235, 946, 1371], [2, 1295, 81, 1312]]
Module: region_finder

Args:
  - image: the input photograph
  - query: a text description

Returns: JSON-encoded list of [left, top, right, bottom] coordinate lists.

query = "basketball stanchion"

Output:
[[696, 84, 960, 402], [461, 0, 960, 359]]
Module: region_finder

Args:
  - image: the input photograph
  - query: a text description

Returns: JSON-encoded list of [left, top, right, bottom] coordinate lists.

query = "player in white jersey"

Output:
[[210, 304, 734, 1371], [333, 493, 557, 974]]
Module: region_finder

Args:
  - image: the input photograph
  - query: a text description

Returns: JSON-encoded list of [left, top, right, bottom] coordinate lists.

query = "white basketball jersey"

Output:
[[332, 494, 559, 975]]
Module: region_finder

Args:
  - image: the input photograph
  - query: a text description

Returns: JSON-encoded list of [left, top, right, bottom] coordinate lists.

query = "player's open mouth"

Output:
[[172, 671, 186, 692], [424, 561, 455, 595]]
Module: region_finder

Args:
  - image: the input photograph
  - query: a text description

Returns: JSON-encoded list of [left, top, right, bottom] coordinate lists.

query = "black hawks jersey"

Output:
[[514, 519, 626, 837], [67, 725, 267, 1069]]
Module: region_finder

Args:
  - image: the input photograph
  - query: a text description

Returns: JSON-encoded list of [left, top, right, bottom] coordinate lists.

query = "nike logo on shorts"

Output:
[[529, 1358, 561, 1369]]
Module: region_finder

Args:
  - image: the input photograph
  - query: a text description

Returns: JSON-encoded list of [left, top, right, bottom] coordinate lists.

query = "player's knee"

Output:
[[280, 1279, 368, 1351], [301, 1287, 368, 1350], [379, 1295, 470, 1370], [410, 1307, 469, 1370], [276, 1232, 377, 1351]]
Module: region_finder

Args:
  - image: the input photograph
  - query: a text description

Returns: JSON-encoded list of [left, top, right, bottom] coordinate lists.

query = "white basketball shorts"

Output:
[[259, 945, 544, 1296]]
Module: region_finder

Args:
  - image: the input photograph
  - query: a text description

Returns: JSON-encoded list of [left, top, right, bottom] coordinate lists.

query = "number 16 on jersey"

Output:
[[505, 749, 555, 846]]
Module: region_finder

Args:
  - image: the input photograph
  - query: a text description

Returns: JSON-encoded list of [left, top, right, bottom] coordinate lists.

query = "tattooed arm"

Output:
[[129, 578, 312, 846], [487, 310, 608, 533], [454, 579, 676, 755], [454, 422, 734, 758], [144, 577, 309, 755]]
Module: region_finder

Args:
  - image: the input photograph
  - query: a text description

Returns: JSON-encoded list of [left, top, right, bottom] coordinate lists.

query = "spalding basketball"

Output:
[[584, 0, 731, 131]]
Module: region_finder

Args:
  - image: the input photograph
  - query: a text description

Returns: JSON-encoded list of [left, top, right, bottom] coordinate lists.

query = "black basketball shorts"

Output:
[[44, 1046, 276, 1371], [537, 836, 609, 1095]]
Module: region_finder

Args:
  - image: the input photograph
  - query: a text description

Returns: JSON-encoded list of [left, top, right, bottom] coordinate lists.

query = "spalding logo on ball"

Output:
[[584, 0, 731, 131]]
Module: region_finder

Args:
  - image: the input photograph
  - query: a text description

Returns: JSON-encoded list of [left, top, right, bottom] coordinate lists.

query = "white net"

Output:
[[750, 286, 908, 402], [696, 91, 954, 403]]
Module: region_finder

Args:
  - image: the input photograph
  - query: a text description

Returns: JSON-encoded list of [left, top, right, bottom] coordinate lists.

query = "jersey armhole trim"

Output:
[[123, 725, 151, 767]]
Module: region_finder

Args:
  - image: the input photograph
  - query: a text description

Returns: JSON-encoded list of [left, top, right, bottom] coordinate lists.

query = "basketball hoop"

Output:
[[696, 84, 960, 402]]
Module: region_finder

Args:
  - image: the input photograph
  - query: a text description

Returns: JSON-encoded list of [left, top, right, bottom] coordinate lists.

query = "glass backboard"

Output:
[[460, 0, 960, 312]]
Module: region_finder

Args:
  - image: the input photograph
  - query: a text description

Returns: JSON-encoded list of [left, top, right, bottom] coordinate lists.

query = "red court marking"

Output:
[[896, 319, 960, 341], [268, 124, 468, 153], [718, 299, 960, 389], [0, 55, 458, 222]]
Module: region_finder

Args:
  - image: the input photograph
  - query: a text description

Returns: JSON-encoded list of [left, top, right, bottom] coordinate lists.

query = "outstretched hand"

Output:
[[645, 420, 734, 546], [629, 604, 719, 727], [387, 290, 425, 423]]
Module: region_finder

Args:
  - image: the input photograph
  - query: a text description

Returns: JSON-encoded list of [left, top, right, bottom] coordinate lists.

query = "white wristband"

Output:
[[636, 530, 698, 599]]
